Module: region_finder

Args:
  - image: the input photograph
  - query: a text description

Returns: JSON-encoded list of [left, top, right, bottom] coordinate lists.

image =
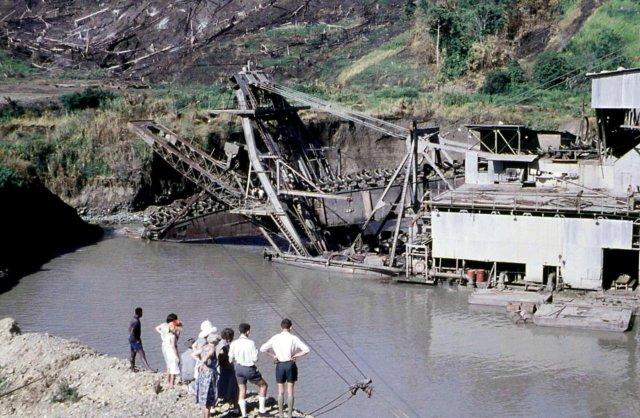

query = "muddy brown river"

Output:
[[1, 236, 639, 417]]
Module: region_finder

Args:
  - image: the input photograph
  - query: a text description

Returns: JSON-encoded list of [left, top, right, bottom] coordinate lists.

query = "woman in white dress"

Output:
[[156, 319, 182, 387]]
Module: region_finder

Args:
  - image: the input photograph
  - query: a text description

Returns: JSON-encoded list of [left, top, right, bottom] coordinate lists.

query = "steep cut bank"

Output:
[[0, 318, 309, 417], [0, 171, 103, 292]]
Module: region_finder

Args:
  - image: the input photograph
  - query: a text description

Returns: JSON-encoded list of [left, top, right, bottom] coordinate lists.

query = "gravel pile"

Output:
[[0, 318, 309, 417]]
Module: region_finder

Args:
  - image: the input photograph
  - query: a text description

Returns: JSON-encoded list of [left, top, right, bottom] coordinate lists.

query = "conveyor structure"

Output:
[[129, 64, 464, 276]]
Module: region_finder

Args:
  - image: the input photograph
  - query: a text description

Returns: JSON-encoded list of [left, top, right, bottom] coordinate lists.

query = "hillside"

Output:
[[0, 0, 639, 215], [3, 1, 636, 85]]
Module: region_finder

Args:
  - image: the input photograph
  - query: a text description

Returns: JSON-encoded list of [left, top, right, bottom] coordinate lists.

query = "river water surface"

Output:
[[1, 236, 640, 417]]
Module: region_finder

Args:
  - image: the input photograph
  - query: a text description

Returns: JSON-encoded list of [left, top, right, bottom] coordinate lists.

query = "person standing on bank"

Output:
[[193, 332, 220, 418], [128, 307, 152, 371], [156, 318, 182, 387], [260, 318, 310, 418], [229, 323, 268, 417], [194, 321, 218, 380], [217, 328, 239, 410]]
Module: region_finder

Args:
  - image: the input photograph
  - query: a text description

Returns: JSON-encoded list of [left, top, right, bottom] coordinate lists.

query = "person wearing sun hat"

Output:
[[193, 320, 218, 380], [198, 320, 218, 342], [193, 331, 221, 418]]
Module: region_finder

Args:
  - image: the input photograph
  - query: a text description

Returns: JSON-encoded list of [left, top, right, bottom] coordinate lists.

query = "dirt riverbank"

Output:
[[0, 318, 310, 417]]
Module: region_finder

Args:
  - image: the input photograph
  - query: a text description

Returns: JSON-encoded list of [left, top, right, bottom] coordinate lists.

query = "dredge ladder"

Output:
[[128, 120, 245, 208]]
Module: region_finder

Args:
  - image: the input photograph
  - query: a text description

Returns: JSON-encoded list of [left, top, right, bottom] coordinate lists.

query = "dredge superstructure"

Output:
[[130, 65, 462, 276], [130, 66, 640, 291]]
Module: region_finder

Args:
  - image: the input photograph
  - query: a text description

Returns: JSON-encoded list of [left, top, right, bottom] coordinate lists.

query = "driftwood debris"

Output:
[[0, 0, 304, 77], [0, 1, 385, 80]]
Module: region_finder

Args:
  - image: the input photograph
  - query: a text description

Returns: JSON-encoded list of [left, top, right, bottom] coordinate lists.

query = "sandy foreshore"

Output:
[[0, 318, 309, 417]]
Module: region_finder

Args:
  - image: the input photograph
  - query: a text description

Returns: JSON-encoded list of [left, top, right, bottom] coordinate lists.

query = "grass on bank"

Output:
[[0, 51, 36, 78], [51, 380, 81, 403], [570, 0, 640, 62]]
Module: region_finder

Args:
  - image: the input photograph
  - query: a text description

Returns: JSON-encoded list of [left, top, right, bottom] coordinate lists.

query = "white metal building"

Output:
[[426, 68, 640, 290]]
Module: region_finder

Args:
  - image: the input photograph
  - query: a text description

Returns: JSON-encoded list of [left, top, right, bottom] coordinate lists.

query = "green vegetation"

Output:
[[265, 22, 334, 38], [555, 0, 580, 15], [0, 0, 638, 203], [336, 34, 409, 87], [403, 0, 417, 19], [0, 101, 26, 123], [0, 164, 24, 189], [154, 84, 229, 111], [532, 51, 576, 88], [60, 87, 117, 112], [481, 60, 525, 94], [481, 70, 512, 94], [51, 380, 81, 403], [0, 81, 227, 198], [417, 0, 517, 78], [0, 51, 35, 78], [565, 0, 640, 72]]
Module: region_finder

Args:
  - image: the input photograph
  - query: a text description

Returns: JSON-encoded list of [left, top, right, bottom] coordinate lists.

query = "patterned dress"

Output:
[[195, 344, 218, 407]]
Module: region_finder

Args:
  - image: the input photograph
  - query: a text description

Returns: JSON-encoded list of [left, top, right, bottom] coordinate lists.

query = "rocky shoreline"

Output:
[[0, 318, 310, 417]]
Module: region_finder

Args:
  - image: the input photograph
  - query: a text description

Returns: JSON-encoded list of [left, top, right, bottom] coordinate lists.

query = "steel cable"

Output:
[[271, 265, 420, 418], [313, 393, 357, 416], [220, 245, 354, 386], [307, 387, 354, 416], [221, 246, 409, 416], [270, 265, 369, 379], [502, 48, 631, 106]]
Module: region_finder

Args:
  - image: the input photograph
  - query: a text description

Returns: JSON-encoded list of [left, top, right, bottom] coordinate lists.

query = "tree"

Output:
[[461, 0, 510, 40], [418, 0, 516, 79], [532, 51, 576, 88], [481, 69, 512, 94], [505, 59, 525, 84], [420, 4, 472, 77], [403, 0, 417, 19]]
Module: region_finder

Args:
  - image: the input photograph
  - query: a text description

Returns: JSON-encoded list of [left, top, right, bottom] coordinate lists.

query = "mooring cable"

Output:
[[220, 245, 355, 386], [0, 375, 46, 399], [270, 264, 369, 379], [312, 392, 357, 416], [271, 264, 422, 418], [307, 387, 354, 416]]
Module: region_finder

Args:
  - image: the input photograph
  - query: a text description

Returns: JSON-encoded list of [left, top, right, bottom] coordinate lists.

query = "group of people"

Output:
[[128, 307, 310, 418]]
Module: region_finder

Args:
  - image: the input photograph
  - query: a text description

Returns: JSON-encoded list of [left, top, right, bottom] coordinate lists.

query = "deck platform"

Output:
[[430, 183, 637, 216], [468, 289, 552, 307], [533, 303, 633, 332]]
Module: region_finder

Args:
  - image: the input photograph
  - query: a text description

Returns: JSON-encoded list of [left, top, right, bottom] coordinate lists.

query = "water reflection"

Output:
[[0, 236, 639, 417]]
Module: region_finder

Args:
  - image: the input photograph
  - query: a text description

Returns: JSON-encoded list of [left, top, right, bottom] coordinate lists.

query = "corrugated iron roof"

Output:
[[586, 67, 640, 79]]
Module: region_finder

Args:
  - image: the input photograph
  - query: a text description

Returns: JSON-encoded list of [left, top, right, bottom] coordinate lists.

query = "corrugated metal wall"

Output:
[[591, 71, 640, 109], [431, 211, 634, 289]]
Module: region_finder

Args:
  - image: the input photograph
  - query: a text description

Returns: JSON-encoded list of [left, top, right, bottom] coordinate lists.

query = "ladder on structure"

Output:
[[270, 213, 307, 256], [128, 120, 246, 208]]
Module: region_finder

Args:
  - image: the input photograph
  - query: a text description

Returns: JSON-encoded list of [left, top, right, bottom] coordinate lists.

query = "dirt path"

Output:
[[0, 78, 103, 108]]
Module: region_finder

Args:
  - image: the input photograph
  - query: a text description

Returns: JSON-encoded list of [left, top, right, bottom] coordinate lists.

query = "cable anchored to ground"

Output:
[[220, 245, 378, 415], [220, 245, 356, 386]]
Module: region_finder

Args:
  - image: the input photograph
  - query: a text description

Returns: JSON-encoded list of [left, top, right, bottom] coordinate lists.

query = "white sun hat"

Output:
[[198, 320, 217, 339]]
